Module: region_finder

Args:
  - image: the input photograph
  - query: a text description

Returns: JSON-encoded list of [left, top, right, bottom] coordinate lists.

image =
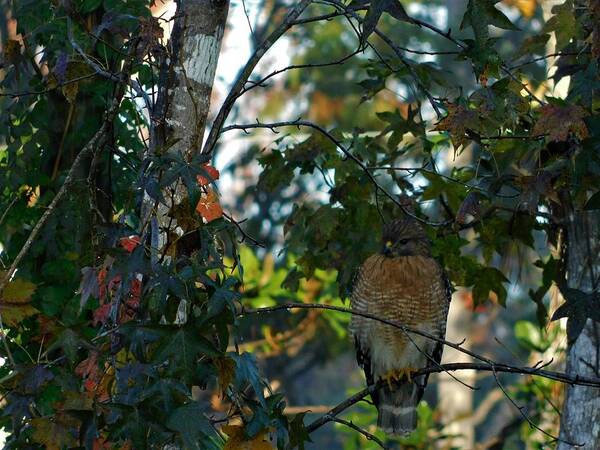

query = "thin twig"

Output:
[[239, 302, 600, 388], [330, 416, 388, 449], [221, 119, 449, 227], [202, 0, 313, 156]]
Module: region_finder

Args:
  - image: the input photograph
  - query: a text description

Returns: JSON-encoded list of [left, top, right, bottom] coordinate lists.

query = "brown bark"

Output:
[[166, 0, 230, 158], [557, 212, 600, 449]]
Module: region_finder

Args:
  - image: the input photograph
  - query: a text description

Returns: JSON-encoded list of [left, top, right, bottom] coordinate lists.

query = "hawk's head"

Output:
[[381, 218, 431, 257]]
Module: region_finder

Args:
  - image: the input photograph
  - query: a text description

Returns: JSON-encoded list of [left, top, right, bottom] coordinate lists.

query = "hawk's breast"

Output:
[[350, 254, 448, 376]]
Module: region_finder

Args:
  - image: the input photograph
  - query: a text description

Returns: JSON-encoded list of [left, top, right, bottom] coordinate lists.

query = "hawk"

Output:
[[349, 218, 450, 435]]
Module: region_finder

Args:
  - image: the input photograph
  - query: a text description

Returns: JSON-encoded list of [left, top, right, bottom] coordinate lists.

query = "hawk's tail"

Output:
[[376, 383, 418, 436]]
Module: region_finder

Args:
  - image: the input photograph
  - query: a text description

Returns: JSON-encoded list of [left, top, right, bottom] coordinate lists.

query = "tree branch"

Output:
[[202, 0, 313, 156]]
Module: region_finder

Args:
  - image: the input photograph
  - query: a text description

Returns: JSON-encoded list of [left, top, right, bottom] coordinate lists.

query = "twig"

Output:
[[239, 302, 600, 388], [221, 119, 449, 227], [491, 367, 581, 447], [222, 212, 265, 248], [0, 196, 18, 228], [330, 416, 388, 449], [202, 0, 313, 156], [241, 47, 363, 95]]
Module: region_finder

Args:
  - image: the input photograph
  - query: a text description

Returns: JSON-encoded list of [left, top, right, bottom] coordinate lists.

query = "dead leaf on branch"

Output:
[[196, 188, 224, 223], [222, 425, 274, 450], [532, 104, 589, 142], [434, 103, 479, 149], [30, 414, 80, 450], [196, 164, 220, 186], [456, 192, 481, 224], [0, 275, 39, 326]]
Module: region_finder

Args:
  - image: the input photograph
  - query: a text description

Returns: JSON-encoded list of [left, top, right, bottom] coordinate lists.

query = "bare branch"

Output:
[[221, 119, 449, 227], [202, 0, 313, 156], [239, 302, 600, 389], [329, 416, 389, 449]]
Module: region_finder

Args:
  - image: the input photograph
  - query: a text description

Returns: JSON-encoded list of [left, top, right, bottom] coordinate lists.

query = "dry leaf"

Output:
[[0, 276, 39, 326], [119, 235, 141, 253], [434, 103, 479, 149], [222, 425, 274, 450], [532, 104, 589, 142], [214, 357, 235, 393], [196, 188, 224, 223], [196, 164, 220, 186]]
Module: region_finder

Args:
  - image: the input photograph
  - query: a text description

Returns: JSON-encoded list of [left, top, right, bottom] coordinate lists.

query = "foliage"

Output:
[[0, 0, 599, 448]]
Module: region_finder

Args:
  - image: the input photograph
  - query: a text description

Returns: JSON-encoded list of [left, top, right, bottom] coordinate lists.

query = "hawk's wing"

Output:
[[349, 262, 379, 405], [416, 271, 452, 402]]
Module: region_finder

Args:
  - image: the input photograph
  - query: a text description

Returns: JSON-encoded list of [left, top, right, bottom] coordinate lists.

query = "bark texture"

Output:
[[167, 0, 229, 158], [558, 211, 600, 449]]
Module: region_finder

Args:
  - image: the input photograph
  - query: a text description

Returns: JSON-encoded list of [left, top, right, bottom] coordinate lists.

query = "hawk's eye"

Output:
[[398, 238, 409, 245]]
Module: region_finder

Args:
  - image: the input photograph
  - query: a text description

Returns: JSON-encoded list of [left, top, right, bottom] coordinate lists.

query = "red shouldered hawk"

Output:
[[349, 218, 450, 435]]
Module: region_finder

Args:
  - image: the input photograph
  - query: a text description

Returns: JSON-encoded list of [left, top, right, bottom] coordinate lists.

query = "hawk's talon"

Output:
[[381, 367, 417, 387]]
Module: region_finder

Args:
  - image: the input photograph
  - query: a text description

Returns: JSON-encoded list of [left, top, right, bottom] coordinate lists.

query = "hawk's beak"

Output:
[[383, 241, 393, 256]]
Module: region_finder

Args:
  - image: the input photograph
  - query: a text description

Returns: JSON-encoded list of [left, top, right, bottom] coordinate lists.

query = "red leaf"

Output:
[[93, 304, 111, 326], [196, 164, 220, 186], [196, 189, 224, 223], [119, 235, 141, 253], [75, 352, 100, 380]]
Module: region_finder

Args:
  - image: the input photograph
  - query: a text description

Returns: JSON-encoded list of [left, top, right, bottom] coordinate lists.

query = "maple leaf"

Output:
[[196, 164, 220, 186], [434, 103, 479, 149], [30, 414, 80, 450], [214, 356, 235, 393], [75, 351, 100, 381], [532, 104, 589, 142], [456, 192, 481, 224], [93, 303, 112, 326], [119, 235, 141, 253], [222, 425, 274, 450], [0, 276, 39, 326], [61, 391, 94, 411], [352, 0, 412, 42], [196, 188, 224, 223]]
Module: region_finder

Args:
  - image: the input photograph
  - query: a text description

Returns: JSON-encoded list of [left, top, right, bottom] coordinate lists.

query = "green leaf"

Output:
[[78, 0, 103, 14], [233, 352, 267, 407], [552, 285, 600, 342], [288, 412, 312, 450], [166, 402, 219, 450], [584, 191, 600, 210], [514, 320, 545, 352]]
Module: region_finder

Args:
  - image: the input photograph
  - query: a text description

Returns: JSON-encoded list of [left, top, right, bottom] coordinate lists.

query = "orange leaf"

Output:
[[75, 351, 100, 380], [196, 189, 224, 223], [532, 104, 589, 142], [196, 164, 220, 186], [222, 425, 274, 450], [119, 235, 141, 253], [93, 303, 111, 326]]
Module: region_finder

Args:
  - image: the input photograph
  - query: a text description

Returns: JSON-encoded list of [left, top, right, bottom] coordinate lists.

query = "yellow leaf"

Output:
[[222, 425, 274, 450], [214, 357, 235, 393], [503, 0, 537, 18], [30, 414, 80, 450], [0, 276, 39, 326], [1, 277, 36, 302]]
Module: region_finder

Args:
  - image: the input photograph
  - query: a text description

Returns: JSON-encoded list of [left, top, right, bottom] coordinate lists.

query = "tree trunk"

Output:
[[557, 212, 600, 449], [166, 0, 229, 158], [437, 290, 475, 449]]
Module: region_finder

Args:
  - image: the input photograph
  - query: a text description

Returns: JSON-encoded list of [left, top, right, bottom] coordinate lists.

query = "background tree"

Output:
[[0, 0, 599, 449]]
